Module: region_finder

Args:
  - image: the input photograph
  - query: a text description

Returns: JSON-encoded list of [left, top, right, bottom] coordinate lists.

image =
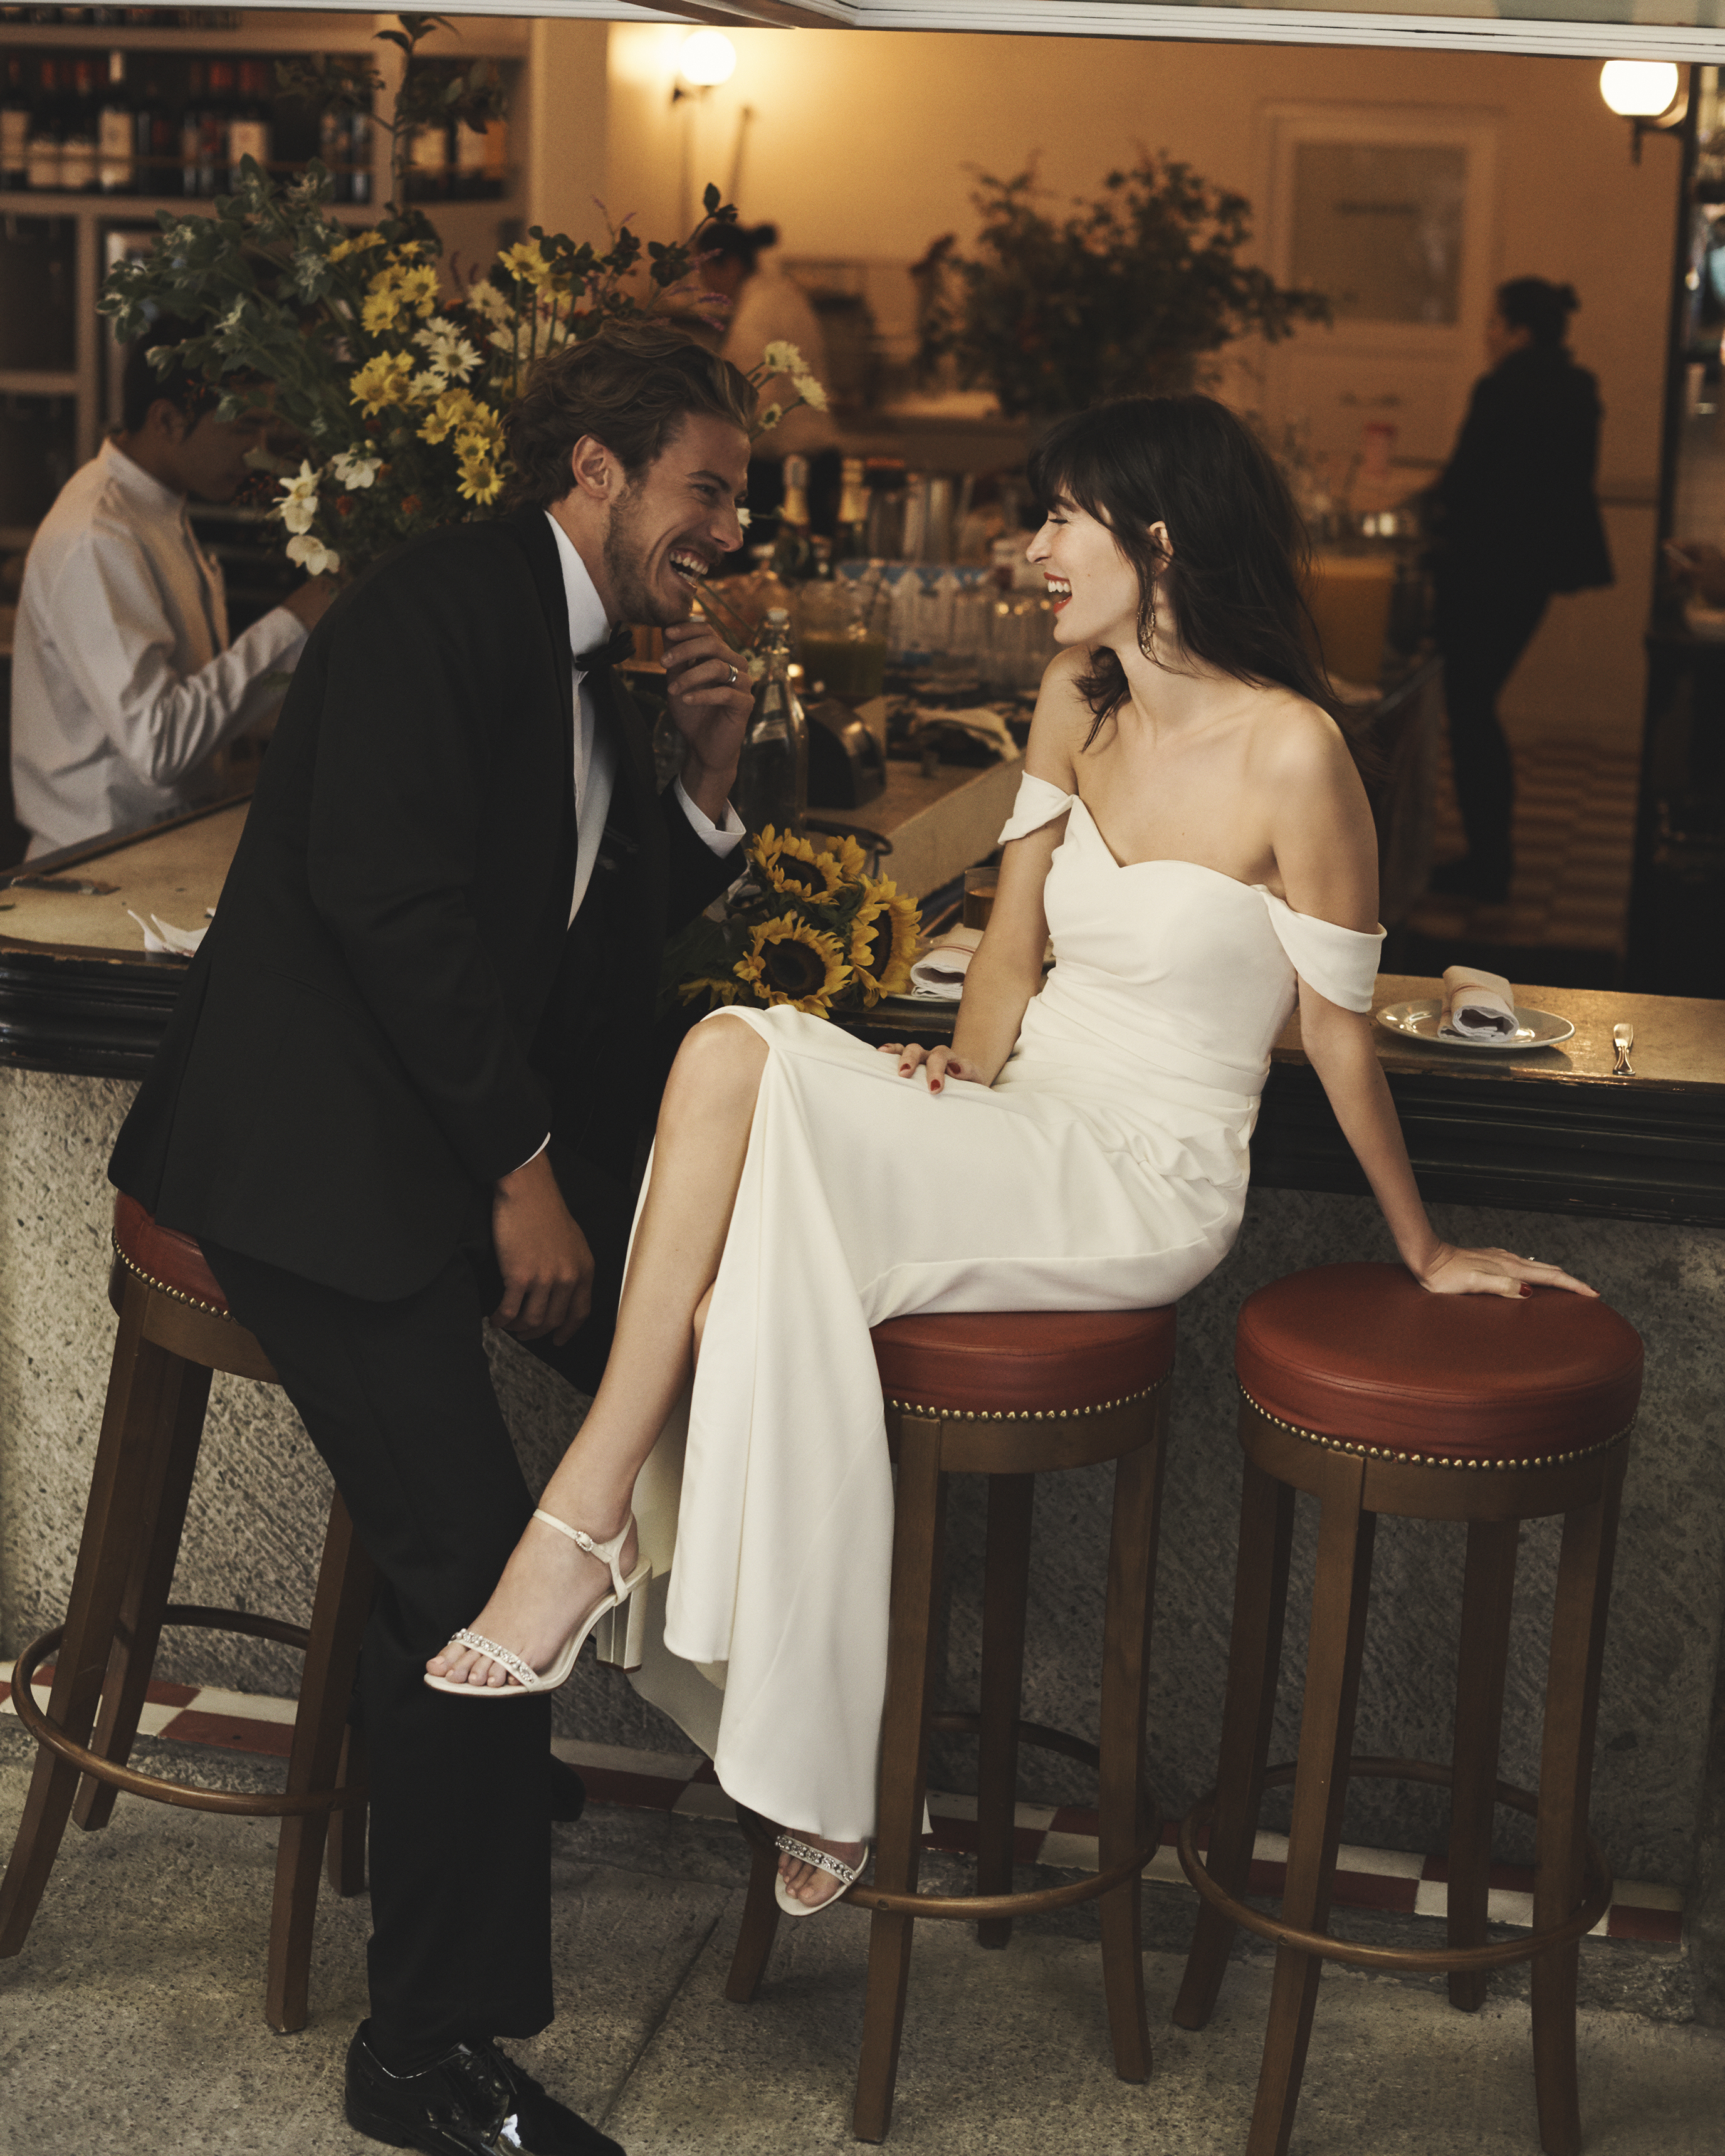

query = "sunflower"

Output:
[[747, 825, 842, 905], [849, 878, 921, 1004], [734, 915, 849, 1013]]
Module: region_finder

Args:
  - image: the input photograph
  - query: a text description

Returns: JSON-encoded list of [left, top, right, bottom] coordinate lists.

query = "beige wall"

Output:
[[585, 26, 1677, 746]]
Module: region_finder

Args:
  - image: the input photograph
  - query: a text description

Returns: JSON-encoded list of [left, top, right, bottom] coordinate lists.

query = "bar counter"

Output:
[[1, 803, 1721, 2023]]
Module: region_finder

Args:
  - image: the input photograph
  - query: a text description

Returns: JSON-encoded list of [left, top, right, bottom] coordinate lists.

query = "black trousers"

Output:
[[199, 1148, 636, 2051], [1434, 575, 1550, 879]]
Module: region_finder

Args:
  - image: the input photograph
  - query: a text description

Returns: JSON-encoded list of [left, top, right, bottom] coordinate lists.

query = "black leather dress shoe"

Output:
[[548, 1756, 587, 1824], [345, 2023, 624, 2155]]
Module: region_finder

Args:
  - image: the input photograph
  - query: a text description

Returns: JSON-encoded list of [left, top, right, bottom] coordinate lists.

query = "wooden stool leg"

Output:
[[1173, 1448, 1297, 2031], [72, 1354, 212, 1832], [1247, 1454, 1375, 2156], [975, 1472, 1035, 1950], [1096, 1393, 1170, 2085], [854, 1415, 946, 2146], [1531, 1456, 1625, 2156], [726, 1809, 787, 2004], [1446, 1518, 1520, 2011], [0, 1292, 199, 1957], [265, 1496, 375, 2034], [325, 1720, 369, 1898]]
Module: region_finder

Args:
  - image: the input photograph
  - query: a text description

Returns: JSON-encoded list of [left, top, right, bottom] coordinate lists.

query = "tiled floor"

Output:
[[1402, 728, 1640, 984]]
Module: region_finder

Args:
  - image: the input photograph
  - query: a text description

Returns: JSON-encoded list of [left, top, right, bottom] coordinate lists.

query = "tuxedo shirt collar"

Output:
[[545, 513, 611, 670]]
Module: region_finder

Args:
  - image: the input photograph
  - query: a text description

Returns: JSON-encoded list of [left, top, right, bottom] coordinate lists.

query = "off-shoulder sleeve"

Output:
[[1261, 893, 1384, 1012], [998, 772, 1076, 844]]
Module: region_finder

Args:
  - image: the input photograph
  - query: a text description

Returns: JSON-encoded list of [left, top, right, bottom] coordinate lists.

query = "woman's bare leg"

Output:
[[427, 1015, 768, 1688]]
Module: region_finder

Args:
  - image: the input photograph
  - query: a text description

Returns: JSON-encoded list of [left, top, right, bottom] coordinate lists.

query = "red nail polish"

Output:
[[1519, 1283, 1532, 1297]]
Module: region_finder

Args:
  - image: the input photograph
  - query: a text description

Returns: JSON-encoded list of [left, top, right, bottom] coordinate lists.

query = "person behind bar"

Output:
[[10, 317, 334, 857], [107, 322, 757, 2155], [1426, 277, 1613, 903]]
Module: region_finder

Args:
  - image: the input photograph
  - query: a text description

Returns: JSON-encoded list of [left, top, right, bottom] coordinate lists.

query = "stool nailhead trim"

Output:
[[884, 1368, 1171, 1424], [112, 1236, 238, 1323], [1238, 1383, 1635, 1472]]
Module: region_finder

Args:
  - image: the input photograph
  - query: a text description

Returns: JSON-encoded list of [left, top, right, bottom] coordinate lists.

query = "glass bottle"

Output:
[[178, 61, 203, 197], [225, 60, 270, 187], [199, 60, 233, 196], [60, 58, 98, 192], [97, 48, 133, 194], [832, 456, 869, 564], [132, 75, 169, 196], [735, 609, 808, 839], [25, 59, 61, 191], [770, 455, 813, 582], [2, 57, 29, 190]]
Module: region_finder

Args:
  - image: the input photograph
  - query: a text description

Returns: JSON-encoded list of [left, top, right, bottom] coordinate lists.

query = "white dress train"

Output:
[[627, 772, 1384, 1841]]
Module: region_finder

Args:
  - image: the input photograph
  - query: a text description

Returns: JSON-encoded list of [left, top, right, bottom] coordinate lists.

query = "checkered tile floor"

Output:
[[1407, 730, 1639, 961], [1, 1663, 1680, 1946]]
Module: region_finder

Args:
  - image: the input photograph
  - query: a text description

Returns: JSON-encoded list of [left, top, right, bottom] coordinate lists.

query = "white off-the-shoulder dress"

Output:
[[626, 772, 1384, 1841]]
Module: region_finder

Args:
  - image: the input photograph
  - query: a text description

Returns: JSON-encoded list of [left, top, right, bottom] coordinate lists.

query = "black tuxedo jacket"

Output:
[[109, 508, 734, 1300]]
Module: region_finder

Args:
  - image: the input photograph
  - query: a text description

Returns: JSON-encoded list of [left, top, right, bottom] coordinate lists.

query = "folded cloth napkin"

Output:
[[1440, 963, 1518, 1039], [127, 909, 207, 957], [909, 926, 984, 999]]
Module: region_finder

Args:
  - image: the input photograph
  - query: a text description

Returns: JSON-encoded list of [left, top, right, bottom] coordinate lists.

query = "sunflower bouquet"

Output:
[[672, 827, 921, 1020]]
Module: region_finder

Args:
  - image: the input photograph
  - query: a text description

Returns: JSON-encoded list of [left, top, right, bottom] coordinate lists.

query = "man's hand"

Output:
[[283, 577, 338, 632], [491, 1149, 594, 1347], [663, 615, 752, 822]]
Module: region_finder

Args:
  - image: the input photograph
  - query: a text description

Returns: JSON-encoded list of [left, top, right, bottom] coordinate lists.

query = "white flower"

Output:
[[466, 277, 510, 323], [791, 374, 827, 412], [414, 318, 483, 382], [757, 402, 784, 432], [276, 460, 320, 535], [761, 340, 805, 375], [329, 449, 381, 491], [217, 298, 247, 340], [736, 506, 752, 530], [488, 326, 516, 353], [286, 532, 340, 577]]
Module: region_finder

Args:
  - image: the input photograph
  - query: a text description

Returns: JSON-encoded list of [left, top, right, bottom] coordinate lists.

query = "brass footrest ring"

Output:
[[10, 1615, 363, 1819], [1178, 1756, 1612, 1974]]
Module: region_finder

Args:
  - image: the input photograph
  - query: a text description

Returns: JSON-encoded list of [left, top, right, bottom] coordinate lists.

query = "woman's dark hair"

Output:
[[119, 313, 218, 434], [502, 320, 757, 511], [1496, 277, 1579, 348], [1027, 394, 1333, 745], [698, 218, 778, 277]]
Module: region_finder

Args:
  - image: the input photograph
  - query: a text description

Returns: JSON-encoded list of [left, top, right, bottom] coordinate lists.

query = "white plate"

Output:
[[1375, 998, 1575, 1052]]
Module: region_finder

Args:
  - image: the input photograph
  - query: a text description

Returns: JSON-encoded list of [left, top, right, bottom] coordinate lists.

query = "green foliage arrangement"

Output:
[[916, 156, 1331, 418]]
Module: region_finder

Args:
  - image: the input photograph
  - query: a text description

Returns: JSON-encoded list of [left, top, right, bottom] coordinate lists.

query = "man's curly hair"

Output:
[[502, 321, 757, 510]]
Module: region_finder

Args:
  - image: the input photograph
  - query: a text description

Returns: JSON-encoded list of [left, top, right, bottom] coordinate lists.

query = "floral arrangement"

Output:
[[916, 155, 1330, 417], [673, 827, 920, 1019]]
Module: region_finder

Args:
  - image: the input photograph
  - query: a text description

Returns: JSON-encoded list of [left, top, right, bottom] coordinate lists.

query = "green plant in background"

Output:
[[916, 156, 1331, 418], [274, 11, 505, 210]]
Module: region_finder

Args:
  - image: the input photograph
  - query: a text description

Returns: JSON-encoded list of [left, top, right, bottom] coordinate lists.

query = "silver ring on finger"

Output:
[[726, 662, 739, 687]]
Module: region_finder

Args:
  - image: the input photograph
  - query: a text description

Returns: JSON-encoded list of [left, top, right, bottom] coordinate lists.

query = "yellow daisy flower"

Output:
[[747, 825, 842, 904], [399, 263, 440, 317], [349, 350, 417, 415], [734, 915, 849, 1014], [328, 229, 385, 264], [849, 878, 921, 1004], [418, 387, 480, 444], [498, 239, 553, 290], [360, 275, 404, 334], [456, 453, 505, 506]]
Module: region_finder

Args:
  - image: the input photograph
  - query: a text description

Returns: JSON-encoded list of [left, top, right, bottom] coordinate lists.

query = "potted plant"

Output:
[[916, 155, 1329, 421]]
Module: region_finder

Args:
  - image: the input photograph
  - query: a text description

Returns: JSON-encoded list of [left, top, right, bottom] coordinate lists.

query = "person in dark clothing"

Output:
[[1429, 276, 1613, 901], [105, 322, 757, 2155]]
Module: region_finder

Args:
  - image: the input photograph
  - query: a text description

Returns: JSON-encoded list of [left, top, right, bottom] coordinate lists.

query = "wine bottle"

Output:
[[97, 48, 133, 194], [225, 59, 270, 187], [134, 74, 170, 197], [735, 609, 809, 839], [178, 61, 202, 197], [1, 56, 29, 190], [59, 59, 97, 192], [200, 60, 232, 195]]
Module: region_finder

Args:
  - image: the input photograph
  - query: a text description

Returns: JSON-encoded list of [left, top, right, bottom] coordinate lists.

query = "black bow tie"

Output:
[[576, 629, 636, 674]]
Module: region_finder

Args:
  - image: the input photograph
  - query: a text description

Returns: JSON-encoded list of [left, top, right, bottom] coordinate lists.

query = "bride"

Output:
[[424, 394, 1594, 1912]]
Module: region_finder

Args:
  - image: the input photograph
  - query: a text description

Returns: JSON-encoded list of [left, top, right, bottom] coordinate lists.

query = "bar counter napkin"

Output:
[[1440, 963, 1518, 1039], [909, 926, 983, 999]]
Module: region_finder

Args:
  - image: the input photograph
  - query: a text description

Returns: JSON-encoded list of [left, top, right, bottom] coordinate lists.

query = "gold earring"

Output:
[[1139, 596, 1160, 667]]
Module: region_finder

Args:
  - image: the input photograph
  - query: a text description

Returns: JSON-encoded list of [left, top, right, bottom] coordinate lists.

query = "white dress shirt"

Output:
[[515, 517, 743, 1167], [10, 437, 308, 857]]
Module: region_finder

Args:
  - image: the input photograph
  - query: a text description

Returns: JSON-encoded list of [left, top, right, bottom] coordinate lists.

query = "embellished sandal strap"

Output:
[[532, 1507, 634, 1600], [775, 1833, 865, 1888], [446, 1629, 538, 1688]]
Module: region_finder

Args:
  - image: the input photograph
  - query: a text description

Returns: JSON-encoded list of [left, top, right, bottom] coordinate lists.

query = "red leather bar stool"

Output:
[[0, 1193, 375, 2033], [726, 1304, 1178, 2143], [1173, 1262, 1644, 2156]]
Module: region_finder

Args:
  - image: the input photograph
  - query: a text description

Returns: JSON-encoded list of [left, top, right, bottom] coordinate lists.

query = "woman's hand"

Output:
[[878, 1042, 988, 1095], [1414, 1244, 1597, 1300]]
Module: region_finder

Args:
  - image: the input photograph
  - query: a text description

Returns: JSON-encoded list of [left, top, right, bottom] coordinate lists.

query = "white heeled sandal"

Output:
[[773, 1832, 868, 1918], [424, 1510, 651, 1698]]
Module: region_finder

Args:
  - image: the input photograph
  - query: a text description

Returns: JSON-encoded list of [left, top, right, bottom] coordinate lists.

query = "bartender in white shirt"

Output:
[[10, 318, 334, 857]]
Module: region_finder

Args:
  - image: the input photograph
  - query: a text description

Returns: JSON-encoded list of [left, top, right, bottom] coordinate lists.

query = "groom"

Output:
[[108, 322, 757, 2154]]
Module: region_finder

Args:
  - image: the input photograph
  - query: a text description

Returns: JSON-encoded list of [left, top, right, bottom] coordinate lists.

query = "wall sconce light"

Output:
[[675, 31, 738, 102], [1600, 60, 1687, 161]]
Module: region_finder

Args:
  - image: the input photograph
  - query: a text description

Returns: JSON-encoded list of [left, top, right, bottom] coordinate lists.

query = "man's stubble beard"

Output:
[[602, 483, 693, 631]]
